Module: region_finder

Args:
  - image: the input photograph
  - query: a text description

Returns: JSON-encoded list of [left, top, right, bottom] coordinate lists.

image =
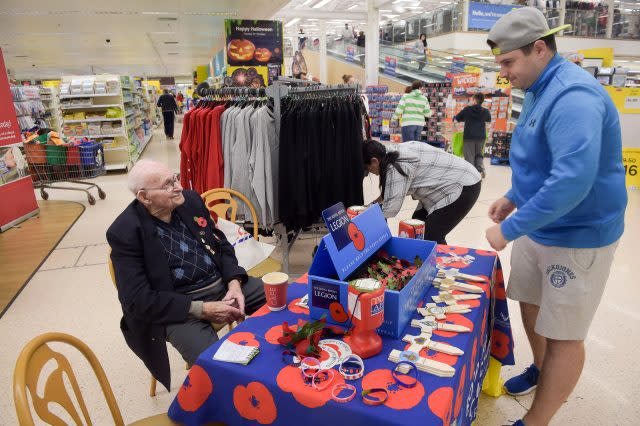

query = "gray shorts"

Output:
[[507, 236, 618, 341]]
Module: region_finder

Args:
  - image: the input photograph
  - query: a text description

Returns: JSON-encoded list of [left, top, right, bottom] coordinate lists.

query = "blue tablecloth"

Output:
[[168, 246, 514, 426]]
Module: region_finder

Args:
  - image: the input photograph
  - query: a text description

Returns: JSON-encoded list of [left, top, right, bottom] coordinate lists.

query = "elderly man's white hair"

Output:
[[127, 159, 169, 194]]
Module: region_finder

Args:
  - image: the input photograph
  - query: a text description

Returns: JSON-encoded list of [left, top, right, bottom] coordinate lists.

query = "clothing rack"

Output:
[[265, 80, 361, 273], [199, 86, 267, 98]]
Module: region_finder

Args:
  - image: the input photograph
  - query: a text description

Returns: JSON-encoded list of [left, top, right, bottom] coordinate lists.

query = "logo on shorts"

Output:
[[546, 264, 576, 288]]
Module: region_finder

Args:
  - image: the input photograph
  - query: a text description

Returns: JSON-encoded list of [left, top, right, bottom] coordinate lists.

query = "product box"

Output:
[[308, 203, 437, 338]]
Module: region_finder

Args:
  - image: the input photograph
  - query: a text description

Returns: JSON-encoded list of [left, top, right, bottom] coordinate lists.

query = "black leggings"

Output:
[[162, 111, 175, 137], [412, 181, 481, 245]]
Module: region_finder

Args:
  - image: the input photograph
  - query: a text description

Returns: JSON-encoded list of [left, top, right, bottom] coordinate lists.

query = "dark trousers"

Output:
[[412, 181, 481, 245], [401, 125, 422, 142], [463, 139, 486, 174], [165, 276, 266, 365], [162, 111, 175, 138]]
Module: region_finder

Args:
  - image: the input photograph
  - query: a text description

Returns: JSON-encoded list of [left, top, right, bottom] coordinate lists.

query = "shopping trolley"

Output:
[[23, 141, 107, 205]]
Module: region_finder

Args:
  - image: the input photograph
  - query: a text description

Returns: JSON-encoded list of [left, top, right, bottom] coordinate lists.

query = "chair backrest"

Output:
[[108, 250, 116, 289], [13, 332, 125, 426], [200, 188, 259, 239]]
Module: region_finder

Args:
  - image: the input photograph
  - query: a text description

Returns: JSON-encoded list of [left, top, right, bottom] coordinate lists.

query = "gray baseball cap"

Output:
[[487, 7, 570, 55]]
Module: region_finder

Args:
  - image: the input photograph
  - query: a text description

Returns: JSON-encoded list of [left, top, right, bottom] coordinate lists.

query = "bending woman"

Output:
[[363, 140, 481, 244]]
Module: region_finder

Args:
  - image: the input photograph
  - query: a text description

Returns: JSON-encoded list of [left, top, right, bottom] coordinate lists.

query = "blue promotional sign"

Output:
[[321, 202, 352, 251], [468, 2, 522, 30], [346, 45, 355, 62]]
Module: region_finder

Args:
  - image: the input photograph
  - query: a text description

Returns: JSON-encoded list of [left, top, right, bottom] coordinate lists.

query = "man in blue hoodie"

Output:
[[484, 8, 627, 426]]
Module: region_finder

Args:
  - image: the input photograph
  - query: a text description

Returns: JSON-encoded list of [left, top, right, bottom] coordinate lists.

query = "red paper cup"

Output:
[[262, 272, 289, 311]]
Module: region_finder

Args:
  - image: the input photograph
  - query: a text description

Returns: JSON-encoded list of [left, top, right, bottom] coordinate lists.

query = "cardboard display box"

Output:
[[308, 204, 437, 338]]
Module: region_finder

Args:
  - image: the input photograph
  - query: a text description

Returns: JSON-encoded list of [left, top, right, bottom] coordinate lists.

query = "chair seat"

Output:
[[127, 413, 179, 426], [248, 256, 282, 278], [129, 413, 226, 426]]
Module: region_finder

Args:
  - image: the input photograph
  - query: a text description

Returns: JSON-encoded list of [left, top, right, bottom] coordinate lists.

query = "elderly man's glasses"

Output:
[[141, 173, 181, 193]]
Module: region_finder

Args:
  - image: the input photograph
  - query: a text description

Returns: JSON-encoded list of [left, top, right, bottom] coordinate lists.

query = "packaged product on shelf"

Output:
[[60, 83, 71, 96], [106, 79, 119, 93], [105, 107, 123, 118], [73, 112, 86, 120], [87, 122, 102, 135], [74, 123, 87, 136], [82, 79, 94, 94], [62, 124, 74, 136], [70, 79, 83, 94], [94, 82, 107, 94]]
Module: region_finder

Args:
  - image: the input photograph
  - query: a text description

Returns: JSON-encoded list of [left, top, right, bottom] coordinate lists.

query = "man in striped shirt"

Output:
[[392, 80, 432, 142]]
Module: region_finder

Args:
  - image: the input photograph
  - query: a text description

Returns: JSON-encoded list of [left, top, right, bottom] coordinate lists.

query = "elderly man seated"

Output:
[[107, 159, 266, 391]]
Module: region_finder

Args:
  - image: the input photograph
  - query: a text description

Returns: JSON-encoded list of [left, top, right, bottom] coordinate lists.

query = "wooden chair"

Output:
[[13, 332, 179, 425], [107, 254, 234, 397], [200, 188, 282, 278]]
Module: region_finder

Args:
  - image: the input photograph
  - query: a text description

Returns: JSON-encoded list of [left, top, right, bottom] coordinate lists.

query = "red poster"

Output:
[[0, 48, 22, 147]]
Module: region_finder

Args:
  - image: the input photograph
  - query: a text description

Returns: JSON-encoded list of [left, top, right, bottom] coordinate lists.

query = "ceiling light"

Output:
[[167, 53, 180, 55], [164, 41, 179, 44], [158, 17, 178, 21], [380, 9, 392, 12], [440, 1, 451, 3], [285, 18, 301, 27], [302, 0, 314, 5], [616, 60, 629, 63], [182, 11, 238, 16], [313, 0, 333, 8], [348, 4, 358, 9], [142, 11, 172, 15], [465, 53, 481, 57]]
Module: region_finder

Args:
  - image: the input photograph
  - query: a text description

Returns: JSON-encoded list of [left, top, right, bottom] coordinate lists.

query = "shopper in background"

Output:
[[342, 74, 356, 84], [485, 8, 627, 426], [341, 23, 354, 44], [157, 89, 179, 139], [414, 33, 428, 71], [107, 160, 266, 392], [363, 140, 481, 244], [392, 80, 432, 142], [454, 93, 492, 178]]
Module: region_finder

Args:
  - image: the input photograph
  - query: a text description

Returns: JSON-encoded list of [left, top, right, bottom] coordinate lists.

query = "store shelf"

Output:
[[78, 133, 126, 139], [64, 117, 124, 124], [60, 93, 121, 99], [61, 103, 122, 110], [105, 162, 129, 171], [104, 146, 129, 152]]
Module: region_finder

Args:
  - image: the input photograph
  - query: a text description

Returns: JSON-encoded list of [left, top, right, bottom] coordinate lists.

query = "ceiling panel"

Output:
[[0, 0, 289, 79]]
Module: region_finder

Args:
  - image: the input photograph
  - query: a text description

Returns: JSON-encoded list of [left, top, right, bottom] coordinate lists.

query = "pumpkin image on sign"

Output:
[[227, 38, 256, 62], [254, 48, 272, 62], [329, 302, 349, 323]]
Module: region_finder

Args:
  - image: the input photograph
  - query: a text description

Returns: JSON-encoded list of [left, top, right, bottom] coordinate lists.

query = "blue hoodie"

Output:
[[501, 54, 627, 248]]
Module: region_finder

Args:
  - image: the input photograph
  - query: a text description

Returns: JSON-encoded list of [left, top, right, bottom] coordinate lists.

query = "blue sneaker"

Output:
[[504, 364, 539, 396], [512, 421, 526, 426]]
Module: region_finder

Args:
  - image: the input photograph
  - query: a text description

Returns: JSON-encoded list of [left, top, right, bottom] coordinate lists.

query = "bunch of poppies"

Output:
[[352, 251, 423, 291]]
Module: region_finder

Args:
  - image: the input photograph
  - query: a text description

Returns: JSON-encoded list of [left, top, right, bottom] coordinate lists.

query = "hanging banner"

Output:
[[0, 48, 22, 148], [225, 19, 284, 86], [468, 2, 523, 31]]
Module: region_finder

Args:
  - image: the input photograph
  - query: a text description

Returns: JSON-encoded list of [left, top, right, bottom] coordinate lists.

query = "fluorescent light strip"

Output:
[[313, 0, 332, 8], [348, 4, 358, 9], [285, 18, 301, 27]]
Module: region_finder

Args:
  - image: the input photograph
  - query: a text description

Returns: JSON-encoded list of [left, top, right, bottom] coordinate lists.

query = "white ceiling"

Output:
[[0, 0, 289, 79], [275, 0, 451, 39]]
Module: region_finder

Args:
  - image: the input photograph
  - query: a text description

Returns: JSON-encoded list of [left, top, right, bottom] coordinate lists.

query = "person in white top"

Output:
[[362, 140, 481, 244]]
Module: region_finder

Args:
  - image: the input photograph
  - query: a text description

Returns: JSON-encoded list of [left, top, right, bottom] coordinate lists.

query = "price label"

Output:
[[495, 75, 511, 89], [623, 148, 640, 189], [625, 97, 640, 110]]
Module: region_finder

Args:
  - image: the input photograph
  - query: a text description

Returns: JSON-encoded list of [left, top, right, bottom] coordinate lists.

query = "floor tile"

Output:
[[39, 246, 85, 271]]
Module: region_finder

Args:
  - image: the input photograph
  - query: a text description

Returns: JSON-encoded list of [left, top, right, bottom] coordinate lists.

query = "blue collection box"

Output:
[[308, 203, 437, 338]]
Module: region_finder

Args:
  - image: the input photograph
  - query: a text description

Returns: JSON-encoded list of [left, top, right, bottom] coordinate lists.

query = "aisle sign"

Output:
[[0, 48, 22, 147], [623, 148, 640, 189]]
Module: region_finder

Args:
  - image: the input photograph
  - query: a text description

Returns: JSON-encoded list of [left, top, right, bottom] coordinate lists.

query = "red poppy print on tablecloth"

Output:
[[428, 386, 453, 426], [361, 369, 425, 410], [251, 304, 272, 318], [454, 365, 466, 418], [265, 324, 299, 345], [233, 381, 277, 424], [436, 256, 472, 270], [276, 365, 344, 408], [491, 329, 511, 360], [177, 365, 213, 412], [470, 337, 478, 381], [288, 297, 309, 314], [227, 332, 260, 347], [433, 313, 474, 338]]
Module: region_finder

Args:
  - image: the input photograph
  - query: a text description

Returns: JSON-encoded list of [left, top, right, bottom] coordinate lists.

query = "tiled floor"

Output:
[[0, 123, 638, 425]]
